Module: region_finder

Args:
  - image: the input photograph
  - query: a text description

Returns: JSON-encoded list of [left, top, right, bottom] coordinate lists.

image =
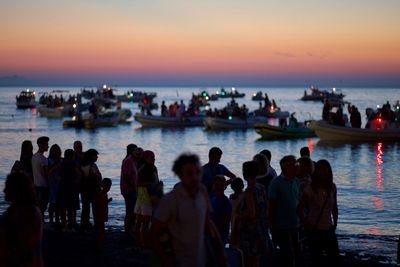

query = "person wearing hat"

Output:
[[31, 136, 50, 220]]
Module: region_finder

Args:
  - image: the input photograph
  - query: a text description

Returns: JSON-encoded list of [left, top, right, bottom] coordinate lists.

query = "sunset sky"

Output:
[[1, 0, 399, 86]]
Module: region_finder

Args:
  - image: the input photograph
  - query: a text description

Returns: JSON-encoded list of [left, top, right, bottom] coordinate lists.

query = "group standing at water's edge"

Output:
[[2, 136, 399, 266]]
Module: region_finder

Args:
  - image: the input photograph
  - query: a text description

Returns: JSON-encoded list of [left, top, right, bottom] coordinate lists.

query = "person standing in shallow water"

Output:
[[202, 147, 236, 194], [151, 153, 227, 267], [0, 172, 43, 267], [80, 149, 102, 230], [298, 160, 339, 267], [120, 144, 139, 235], [31, 136, 50, 220]]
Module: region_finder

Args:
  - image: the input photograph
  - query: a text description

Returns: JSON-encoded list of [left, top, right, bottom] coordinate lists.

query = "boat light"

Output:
[[205, 96, 209, 100], [26, 89, 30, 92], [232, 87, 235, 91], [73, 104, 77, 108], [377, 105, 380, 108], [103, 84, 107, 89], [333, 88, 336, 92], [216, 91, 219, 94], [72, 116, 76, 121], [228, 116, 233, 120]]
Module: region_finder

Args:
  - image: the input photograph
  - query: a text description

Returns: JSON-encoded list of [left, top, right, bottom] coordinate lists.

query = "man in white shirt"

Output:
[[31, 136, 49, 220]]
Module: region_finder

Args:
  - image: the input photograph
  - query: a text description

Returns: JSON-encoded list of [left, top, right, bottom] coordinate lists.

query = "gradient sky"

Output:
[[1, 0, 399, 86]]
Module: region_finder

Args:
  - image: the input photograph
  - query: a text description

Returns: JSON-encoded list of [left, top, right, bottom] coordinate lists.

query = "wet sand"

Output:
[[42, 228, 399, 267]]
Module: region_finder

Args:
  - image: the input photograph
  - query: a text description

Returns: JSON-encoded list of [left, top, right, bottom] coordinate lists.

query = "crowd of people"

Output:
[[159, 100, 202, 118], [322, 100, 400, 129], [38, 93, 82, 108], [3, 137, 392, 267]]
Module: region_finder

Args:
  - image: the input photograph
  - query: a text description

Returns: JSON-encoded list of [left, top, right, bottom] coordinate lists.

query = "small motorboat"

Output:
[[117, 91, 157, 102], [37, 106, 66, 118], [301, 86, 345, 101], [254, 122, 316, 139], [310, 120, 400, 142], [203, 115, 269, 130], [216, 88, 245, 98], [134, 113, 205, 127], [252, 91, 264, 101], [16, 89, 37, 108], [63, 111, 119, 129]]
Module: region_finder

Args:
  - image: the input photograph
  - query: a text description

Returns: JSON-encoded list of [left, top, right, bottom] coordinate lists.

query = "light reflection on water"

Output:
[[0, 86, 400, 258]]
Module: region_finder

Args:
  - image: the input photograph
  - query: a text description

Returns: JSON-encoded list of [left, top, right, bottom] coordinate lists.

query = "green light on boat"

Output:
[[228, 116, 232, 120]]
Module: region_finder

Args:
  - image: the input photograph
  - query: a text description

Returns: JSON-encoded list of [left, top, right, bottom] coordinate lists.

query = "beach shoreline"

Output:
[[42, 227, 399, 267]]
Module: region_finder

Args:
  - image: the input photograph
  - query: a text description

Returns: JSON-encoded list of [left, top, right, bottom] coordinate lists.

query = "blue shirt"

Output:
[[268, 174, 300, 230], [210, 195, 232, 244], [201, 163, 231, 193]]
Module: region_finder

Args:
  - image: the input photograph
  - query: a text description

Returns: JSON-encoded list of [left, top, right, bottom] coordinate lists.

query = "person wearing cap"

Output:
[[31, 136, 50, 220], [201, 147, 236, 194]]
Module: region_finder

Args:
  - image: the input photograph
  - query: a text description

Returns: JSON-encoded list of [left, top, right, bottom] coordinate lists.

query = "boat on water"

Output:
[[134, 113, 205, 127], [254, 122, 316, 139], [16, 89, 37, 108], [38, 106, 66, 118], [310, 120, 400, 142], [301, 86, 345, 101], [252, 91, 264, 101], [216, 88, 245, 98], [254, 108, 290, 118], [63, 112, 119, 129], [116, 91, 157, 103], [203, 115, 269, 130]]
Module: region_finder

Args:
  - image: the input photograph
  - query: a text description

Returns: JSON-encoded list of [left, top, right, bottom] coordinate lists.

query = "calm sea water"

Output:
[[0, 86, 399, 259]]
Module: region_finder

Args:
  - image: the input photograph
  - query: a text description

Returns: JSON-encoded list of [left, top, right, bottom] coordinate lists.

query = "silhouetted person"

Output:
[[231, 161, 270, 267], [298, 160, 339, 267], [0, 172, 43, 267], [32, 136, 50, 220], [269, 155, 300, 267], [93, 178, 112, 250], [260, 149, 278, 177], [210, 175, 232, 245], [58, 149, 81, 231], [151, 153, 227, 267], [300, 146, 311, 158], [73, 140, 83, 165], [80, 149, 102, 230], [202, 147, 236, 193], [11, 140, 33, 180], [120, 144, 138, 234]]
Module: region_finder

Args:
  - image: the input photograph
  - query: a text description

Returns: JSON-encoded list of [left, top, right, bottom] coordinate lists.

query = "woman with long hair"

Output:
[[298, 159, 339, 267], [48, 144, 62, 225]]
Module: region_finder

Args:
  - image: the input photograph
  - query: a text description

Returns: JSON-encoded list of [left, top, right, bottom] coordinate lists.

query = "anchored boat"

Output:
[[254, 123, 316, 139], [310, 120, 400, 142]]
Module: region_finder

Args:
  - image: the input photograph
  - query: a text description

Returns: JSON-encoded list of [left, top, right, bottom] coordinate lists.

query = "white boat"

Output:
[[63, 112, 119, 129], [16, 89, 37, 108], [134, 113, 205, 127], [204, 116, 269, 130], [310, 120, 400, 142], [37, 106, 65, 118]]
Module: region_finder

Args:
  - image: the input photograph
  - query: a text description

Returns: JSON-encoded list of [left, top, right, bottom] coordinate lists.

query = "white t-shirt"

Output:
[[31, 152, 48, 187], [154, 183, 208, 267]]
